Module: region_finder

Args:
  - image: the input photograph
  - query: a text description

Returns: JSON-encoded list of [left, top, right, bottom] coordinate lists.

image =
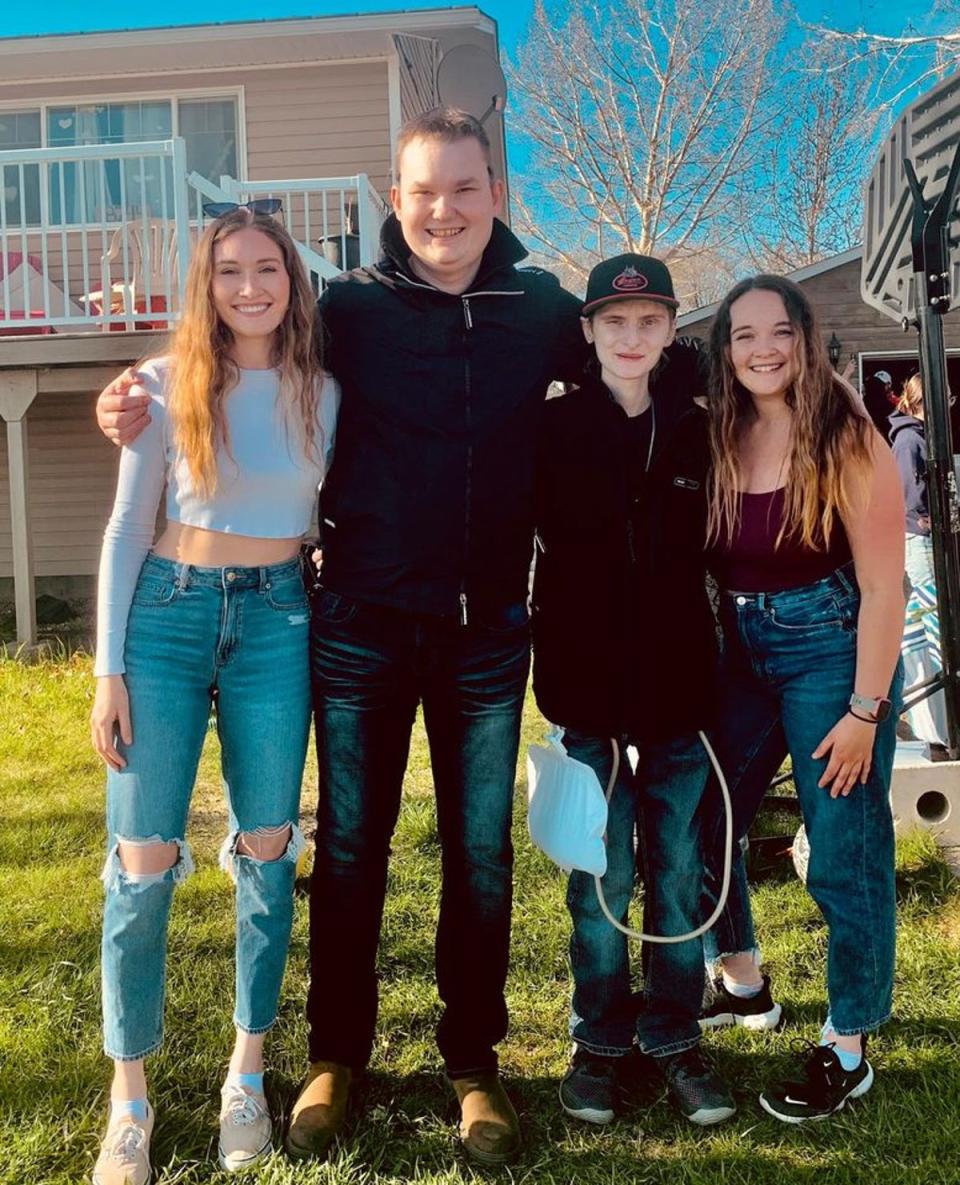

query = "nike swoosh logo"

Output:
[[783, 1096, 810, 1106]]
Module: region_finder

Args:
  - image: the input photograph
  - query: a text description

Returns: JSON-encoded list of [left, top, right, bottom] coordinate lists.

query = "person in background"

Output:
[[889, 373, 949, 754], [861, 369, 896, 436], [701, 275, 904, 1123], [89, 206, 337, 1183], [532, 255, 738, 1130]]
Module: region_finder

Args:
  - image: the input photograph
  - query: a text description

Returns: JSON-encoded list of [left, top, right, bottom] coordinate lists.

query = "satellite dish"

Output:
[[436, 44, 507, 125]]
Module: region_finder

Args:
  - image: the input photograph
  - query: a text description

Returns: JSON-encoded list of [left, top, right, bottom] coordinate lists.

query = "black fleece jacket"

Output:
[[316, 214, 586, 616], [531, 344, 717, 741]]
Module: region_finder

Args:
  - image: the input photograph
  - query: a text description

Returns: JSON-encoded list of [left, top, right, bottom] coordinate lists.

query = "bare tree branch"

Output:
[[507, 0, 785, 294]]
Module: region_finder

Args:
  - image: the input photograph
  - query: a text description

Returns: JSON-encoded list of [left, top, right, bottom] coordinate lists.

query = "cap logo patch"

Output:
[[612, 266, 648, 292]]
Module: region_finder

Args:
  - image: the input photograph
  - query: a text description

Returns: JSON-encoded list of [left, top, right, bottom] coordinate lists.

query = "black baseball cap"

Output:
[[582, 253, 678, 316]]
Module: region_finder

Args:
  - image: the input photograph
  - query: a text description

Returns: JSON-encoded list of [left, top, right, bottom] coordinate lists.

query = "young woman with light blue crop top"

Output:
[[89, 206, 338, 1183]]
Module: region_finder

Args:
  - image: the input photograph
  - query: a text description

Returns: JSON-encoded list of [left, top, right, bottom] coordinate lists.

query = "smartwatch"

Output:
[[849, 692, 891, 722]]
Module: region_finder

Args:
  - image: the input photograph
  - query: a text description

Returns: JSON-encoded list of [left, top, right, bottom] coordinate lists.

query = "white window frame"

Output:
[[0, 85, 245, 230], [857, 348, 960, 392]]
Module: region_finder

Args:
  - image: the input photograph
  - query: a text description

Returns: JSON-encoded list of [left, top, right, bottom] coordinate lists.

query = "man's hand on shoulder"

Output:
[[97, 367, 151, 446]]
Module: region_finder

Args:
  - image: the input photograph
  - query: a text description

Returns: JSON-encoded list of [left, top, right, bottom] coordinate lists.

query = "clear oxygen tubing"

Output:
[[592, 732, 733, 944]]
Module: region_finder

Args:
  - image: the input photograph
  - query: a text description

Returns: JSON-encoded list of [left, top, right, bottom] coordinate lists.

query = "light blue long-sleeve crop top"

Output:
[[95, 357, 339, 676]]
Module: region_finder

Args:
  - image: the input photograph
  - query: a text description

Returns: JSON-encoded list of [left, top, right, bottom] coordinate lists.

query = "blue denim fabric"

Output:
[[307, 590, 530, 1075], [562, 730, 710, 1058], [702, 564, 902, 1034], [701, 842, 761, 965], [101, 554, 311, 1060]]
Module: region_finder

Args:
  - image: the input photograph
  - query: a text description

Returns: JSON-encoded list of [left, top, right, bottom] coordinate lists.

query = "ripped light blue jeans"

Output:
[[101, 554, 311, 1060]]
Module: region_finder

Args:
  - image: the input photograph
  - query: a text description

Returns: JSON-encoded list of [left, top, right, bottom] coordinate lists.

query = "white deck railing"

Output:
[[208, 172, 388, 278], [0, 137, 388, 336]]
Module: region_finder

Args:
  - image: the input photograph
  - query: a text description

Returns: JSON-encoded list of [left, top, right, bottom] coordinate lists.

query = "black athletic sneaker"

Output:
[[558, 1050, 618, 1125], [759, 1040, 873, 1123], [656, 1046, 736, 1125], [700, 974, 783, 1031]]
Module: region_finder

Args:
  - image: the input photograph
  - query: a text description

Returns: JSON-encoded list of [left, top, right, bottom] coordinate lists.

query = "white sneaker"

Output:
[[218, 1082, 272, 1173], [93, 1103, 154, 1185]]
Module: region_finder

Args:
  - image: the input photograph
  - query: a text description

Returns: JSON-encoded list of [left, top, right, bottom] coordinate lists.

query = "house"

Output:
[[678, 247, 960, 420], [0, 7, 507, 646]]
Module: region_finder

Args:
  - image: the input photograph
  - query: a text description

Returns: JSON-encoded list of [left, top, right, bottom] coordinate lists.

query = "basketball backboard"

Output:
[[861, 70, 960, 322]]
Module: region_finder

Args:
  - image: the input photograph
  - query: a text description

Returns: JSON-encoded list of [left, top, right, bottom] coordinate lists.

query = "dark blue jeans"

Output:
[[307, 589, 530, 1075], [702, 565, 902, 1035], [562, 730, 710, 1058]]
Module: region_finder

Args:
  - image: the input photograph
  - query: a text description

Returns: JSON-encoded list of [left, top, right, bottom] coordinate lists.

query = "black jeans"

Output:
[[306, 589, 530, 1075]]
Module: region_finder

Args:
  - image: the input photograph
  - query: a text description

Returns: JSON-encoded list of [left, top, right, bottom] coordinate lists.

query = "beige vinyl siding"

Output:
[[244, 62, 391, 189], [0, 393, 119, 579], [3, 60, 393, 193]]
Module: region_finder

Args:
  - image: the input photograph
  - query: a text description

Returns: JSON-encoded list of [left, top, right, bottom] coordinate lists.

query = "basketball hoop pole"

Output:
[[904, 144, 960, 756]]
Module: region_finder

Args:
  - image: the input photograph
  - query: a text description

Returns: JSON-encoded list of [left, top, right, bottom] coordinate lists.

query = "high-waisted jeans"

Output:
[[101, 554, 311, 1060], [702, 564, 902, 1034]]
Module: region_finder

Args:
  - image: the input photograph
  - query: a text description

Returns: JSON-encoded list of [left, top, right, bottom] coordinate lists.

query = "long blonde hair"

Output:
[[706, 275, 872, 550], [164, 208, 322, 498]]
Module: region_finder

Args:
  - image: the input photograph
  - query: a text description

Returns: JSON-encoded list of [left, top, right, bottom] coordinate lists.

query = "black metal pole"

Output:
[[905, 144, 960, 756], [913, 303, 960, 754]]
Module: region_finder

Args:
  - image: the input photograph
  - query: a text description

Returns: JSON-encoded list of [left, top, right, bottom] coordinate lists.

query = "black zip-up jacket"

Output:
[[316, 215, 586, 617], [531, 344, 717, 741], [889, 412, 930, 536]]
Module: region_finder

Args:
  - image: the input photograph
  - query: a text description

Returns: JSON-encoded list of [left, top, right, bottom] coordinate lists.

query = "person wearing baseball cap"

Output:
[[580, 253, 680, 317], [862, 369, 896, 436], [531, 253, 748, 1131]]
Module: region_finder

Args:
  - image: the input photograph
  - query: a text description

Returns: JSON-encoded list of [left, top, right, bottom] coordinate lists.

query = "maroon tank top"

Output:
[[710, 486, 852, 593]]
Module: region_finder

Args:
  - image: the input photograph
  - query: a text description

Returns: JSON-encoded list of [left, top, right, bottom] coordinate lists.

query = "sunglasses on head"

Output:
[[202, 198, 283, 218]]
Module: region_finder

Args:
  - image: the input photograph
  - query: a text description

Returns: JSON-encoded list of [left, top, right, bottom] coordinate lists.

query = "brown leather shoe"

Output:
[[451, 1073, 521, 1165], [285, 1060, 352, 1161]]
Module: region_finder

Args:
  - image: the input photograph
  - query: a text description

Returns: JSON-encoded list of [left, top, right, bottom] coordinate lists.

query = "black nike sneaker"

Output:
[[759, 1040, 873, 1123], [700, 974, 783, 1031]]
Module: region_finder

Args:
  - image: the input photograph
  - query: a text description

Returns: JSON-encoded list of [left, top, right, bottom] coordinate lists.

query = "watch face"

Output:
[[875, 699, 892, 722]]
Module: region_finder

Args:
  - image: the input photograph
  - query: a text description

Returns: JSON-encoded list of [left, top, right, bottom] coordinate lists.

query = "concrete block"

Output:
[[890, 744, 960, 845]]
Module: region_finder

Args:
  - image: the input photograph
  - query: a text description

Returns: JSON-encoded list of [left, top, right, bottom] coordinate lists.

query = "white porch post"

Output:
[[0, 370, 39, 647]]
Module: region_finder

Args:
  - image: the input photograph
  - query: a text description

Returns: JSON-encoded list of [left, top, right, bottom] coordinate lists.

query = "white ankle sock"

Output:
[[722, 971, 763, 999]]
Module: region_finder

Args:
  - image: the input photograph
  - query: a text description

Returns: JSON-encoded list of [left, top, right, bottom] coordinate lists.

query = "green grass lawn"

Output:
[[3, 652, 960, 1185]]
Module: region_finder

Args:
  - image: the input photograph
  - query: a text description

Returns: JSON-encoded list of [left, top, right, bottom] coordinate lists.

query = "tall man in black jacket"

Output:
[[96, 109, 585, 1165]]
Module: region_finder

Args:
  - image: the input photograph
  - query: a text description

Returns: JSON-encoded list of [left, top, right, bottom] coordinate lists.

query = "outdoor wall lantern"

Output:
[[828, 332, 843, 367]]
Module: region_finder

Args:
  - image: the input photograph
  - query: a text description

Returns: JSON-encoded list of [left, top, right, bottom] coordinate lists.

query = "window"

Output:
[[0, 111, 41, 227], [47, 101, 175, 223], [0, 94, 239, 226], [180, 98, 238, 185]]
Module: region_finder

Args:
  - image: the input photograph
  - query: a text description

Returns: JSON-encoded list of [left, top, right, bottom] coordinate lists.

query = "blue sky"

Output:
[[0, 0, 950, 54], [1, 0, 951, 194]]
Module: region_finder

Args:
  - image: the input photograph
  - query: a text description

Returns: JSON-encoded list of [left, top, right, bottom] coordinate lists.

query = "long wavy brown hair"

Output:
[[164, 208, 323, 499], [706, 274, 872, 550]]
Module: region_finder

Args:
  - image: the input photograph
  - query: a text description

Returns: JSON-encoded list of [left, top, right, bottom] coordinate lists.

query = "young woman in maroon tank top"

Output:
[[699, 275, 904, 1123]]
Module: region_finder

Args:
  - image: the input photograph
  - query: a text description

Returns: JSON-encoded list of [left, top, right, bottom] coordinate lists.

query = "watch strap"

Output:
[[849, 692, 891, 721]]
